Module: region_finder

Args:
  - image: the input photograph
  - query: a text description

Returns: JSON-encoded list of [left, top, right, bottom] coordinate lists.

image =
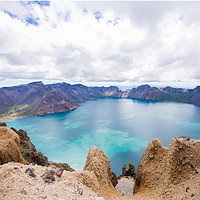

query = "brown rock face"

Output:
[[83, 146, 120, 199], [134, 139, 168, 193], [73, 171, 101, 194], [0, 127, 28, 165], [134, 137, 200, 198]]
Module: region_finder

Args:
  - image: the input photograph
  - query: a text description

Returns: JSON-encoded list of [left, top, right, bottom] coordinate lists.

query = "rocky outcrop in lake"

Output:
[[121, 161, 136, 178]]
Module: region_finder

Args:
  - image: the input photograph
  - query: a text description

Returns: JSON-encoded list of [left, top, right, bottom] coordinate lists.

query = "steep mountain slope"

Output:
[[22, 91, 78, 116], [47, 83, 123, 102], [0, 82, 79, 118], [0, 82, 124, 119], [128, 84, 200, 106], [0, 82, 200, 120], [190, 86, 200, 105]]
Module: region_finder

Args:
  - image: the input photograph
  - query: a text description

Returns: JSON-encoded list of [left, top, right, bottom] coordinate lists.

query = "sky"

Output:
[[0, 1, 200, 88]]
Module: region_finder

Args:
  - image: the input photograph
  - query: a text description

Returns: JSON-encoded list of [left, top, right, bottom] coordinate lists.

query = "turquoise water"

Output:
[[6, 98, 200, 175]]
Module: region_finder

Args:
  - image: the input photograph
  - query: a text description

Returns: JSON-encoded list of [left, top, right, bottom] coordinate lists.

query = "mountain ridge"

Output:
[[0, 81, 200, 120]]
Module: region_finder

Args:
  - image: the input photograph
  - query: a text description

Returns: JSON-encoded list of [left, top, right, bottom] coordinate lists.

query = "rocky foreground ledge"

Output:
[[1, 125, 200, 199]]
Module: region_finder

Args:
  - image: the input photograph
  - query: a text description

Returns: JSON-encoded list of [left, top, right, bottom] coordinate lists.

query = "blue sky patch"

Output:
[[64, 10, 71, 21], [26, 17, 39, 26], [113, 17, 120, 26], [83, 9, 88, 14], [94, 11, 103, 22], [29, 1, 50, 7], [107, 17, 120, 26], [4, 10, 17, 19]]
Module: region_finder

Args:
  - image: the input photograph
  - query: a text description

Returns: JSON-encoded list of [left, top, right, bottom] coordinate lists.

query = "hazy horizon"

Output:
[[0, 79, 199, 90]]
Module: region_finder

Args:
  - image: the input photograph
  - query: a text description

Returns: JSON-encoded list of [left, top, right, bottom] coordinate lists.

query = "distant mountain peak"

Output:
[[194, 86, 200, 91], [28, 81, 44, 86], [137, 84, 151, 90], [73, 84, 87, 87]]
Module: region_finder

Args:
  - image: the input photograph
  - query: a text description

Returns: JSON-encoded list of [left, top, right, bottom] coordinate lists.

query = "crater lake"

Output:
[[6, 98, 200, 175]]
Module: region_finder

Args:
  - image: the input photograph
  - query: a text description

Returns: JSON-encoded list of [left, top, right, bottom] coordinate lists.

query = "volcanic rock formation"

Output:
[[75, 146, 120, 200], [134, 137, 200, 199], [0, 127, 28, 165], [122, 161, 136, 178]]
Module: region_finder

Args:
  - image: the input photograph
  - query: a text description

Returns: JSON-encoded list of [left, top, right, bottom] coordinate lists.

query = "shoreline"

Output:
[[0, 116, 24, 122], [1, 94, 200, 123]]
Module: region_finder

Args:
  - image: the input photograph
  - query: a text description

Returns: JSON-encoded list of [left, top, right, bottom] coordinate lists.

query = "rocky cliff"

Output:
[[134, 137, 200, 199]]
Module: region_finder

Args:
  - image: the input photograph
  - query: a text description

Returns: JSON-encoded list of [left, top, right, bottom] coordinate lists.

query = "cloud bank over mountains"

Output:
[[0, 1, 200, 87]]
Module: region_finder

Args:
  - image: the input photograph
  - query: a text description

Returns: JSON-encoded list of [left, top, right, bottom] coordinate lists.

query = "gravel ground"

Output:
[[0, 162, 101, 200], [115, 177, 134, 196]]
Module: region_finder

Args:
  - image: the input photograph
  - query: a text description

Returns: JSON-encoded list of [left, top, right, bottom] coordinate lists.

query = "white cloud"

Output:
[[0, 1, 200, 87]]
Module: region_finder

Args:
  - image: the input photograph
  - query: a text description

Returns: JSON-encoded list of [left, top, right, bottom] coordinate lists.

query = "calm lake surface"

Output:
[[7, 98, 200, 175]]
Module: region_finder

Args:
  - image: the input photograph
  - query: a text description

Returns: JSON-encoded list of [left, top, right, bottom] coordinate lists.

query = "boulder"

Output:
[[0, 127, 28, 165], [41, 170, 56, 183], [25, 168, 36, 178], [122, 164, 128, 175], [55, 168, 64, 178]]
